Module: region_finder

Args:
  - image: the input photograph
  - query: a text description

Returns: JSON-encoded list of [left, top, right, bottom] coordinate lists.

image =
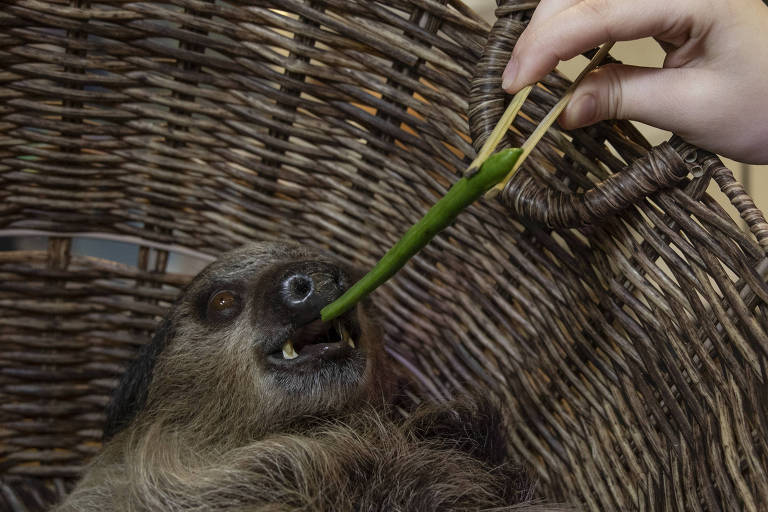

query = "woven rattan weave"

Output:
[[2, 0, 768, 510]]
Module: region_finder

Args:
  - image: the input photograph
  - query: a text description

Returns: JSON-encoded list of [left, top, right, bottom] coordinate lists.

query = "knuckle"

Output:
[[579, 0, 608, 17], [574, 0, 615, 45], [597, 65, 625, 119]]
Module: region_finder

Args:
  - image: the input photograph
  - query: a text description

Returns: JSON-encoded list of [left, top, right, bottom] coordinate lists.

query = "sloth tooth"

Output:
[[282, 340, 298, 360], [337, 322, 356, 348]]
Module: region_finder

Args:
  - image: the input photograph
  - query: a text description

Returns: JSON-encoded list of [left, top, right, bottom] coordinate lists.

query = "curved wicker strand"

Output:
[[711, 163, 768, 254], [468, 12, 522, 153], [501, 141, 690, 227]]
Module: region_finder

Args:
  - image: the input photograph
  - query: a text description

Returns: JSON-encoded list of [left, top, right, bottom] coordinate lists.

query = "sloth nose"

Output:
[[279, 265, 344, 325], [282, 274, 314, 306]]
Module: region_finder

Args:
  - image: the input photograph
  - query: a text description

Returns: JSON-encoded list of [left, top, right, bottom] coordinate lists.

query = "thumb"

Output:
[[558, 63, 692, 132]]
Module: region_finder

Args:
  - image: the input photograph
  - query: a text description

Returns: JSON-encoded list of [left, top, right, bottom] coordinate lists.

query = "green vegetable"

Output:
[[320, 148, 522, 322]]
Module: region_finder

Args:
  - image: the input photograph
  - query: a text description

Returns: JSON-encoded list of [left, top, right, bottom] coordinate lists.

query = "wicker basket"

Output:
[[2, 0, 768, 510]]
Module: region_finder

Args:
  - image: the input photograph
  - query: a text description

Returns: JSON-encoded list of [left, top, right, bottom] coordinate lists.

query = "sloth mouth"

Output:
[[266, 312, 360, 366]]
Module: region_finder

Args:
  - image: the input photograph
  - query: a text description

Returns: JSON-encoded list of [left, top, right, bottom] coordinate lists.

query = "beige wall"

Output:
[[464, 0, 767, 226]]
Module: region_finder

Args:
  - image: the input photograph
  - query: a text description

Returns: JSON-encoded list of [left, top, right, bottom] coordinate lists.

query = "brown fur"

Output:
[[54, 242, 570, 512]]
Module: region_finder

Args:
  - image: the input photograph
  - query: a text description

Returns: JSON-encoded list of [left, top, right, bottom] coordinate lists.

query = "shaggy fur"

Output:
[[54, 242, 569, 512]]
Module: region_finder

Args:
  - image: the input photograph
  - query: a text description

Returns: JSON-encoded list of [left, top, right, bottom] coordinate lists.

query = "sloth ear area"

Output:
[[102, 317, 175, 440]]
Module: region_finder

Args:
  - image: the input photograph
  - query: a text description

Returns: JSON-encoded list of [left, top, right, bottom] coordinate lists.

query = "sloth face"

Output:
[[105, 242, 389, 440], [188, 243, 369, 388]]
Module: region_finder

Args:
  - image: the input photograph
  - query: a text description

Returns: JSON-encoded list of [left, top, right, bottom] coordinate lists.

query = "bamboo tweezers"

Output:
[[466, 42, 615, 199]]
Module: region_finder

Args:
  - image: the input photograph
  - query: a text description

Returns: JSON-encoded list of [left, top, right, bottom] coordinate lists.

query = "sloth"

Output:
[[54, 242, 567, 512]]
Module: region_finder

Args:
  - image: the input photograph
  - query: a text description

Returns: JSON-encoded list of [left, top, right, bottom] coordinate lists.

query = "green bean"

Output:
[[321, 148, 522, 322]]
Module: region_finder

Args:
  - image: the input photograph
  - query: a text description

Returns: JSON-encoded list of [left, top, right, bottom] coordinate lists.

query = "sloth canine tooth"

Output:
[[337, 322, 356, 348], [282, 340, 298, 360]]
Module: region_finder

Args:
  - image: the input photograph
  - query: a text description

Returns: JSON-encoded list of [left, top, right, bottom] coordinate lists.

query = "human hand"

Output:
[[501, 0, 768, 164]]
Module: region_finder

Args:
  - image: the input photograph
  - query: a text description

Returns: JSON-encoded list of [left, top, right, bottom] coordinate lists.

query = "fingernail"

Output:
[[501, 55, 517, 91], [564, 93, 597, 128]]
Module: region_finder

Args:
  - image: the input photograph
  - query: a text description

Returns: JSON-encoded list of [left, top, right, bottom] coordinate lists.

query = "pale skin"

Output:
[[501, 0, 768, 164]]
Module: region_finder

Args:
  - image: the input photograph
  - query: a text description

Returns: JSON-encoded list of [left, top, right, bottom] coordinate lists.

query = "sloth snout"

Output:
[[278, 263, 345, 326]]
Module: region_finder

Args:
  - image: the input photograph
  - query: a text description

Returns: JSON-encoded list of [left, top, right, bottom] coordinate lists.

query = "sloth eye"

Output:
[[210, 290, 236, 311], [206, 290, 241, 323]]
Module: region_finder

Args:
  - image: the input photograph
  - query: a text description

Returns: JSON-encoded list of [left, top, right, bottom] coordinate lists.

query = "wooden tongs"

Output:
[[466, 42, 614, 198]]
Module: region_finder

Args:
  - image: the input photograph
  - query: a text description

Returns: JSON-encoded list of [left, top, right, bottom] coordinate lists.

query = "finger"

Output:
[[557, 63, 708, 136], [503, 0, 695, 92], [527, 0, 581, 26], [502, 0, 580, 90]]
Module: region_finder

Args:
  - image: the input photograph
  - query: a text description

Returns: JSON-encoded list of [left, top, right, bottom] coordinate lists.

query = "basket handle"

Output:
[[469, 4, 696, 228], [504, 139, 695, 228]]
